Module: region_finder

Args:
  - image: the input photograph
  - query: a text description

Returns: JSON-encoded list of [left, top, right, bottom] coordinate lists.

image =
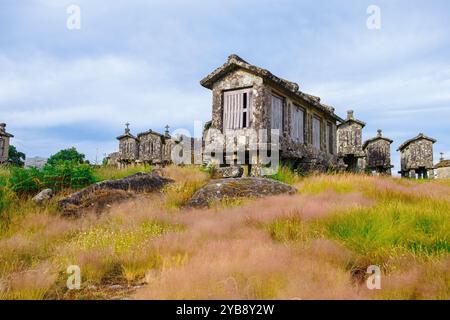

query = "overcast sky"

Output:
[[0, 0, 449, 172]]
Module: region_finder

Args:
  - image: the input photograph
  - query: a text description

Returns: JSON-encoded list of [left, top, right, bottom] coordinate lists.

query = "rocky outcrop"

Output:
[[33, 188, 53, 204], [187, 177, 297, 208], [212, 166, 244, 179], [58, 172, 173, 215]]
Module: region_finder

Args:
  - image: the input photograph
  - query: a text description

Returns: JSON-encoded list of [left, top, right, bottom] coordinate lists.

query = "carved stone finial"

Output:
[[377, 129, 382, 137], [440, 152, 445, 161], [125, 122, 130, 134], [347, 110, 354, 120]]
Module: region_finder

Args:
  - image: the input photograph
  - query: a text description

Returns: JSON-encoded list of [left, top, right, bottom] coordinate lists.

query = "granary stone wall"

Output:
[[118, 136, 139, 162], [363, 129, 393, 175], [113, 124, 175, 167], [138, 131, 164, 164], [202, 55, 343, 175], [0, 123, 13, 164], [398, 134, 436, 178], [434, 155, 450, 179], [336, 111, 366, 172]]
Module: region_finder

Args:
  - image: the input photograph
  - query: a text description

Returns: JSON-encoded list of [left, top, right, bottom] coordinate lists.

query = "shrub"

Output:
[[8, 162, 95, 194], [9, 167, 43, 194], [47, 147, 86, 166], [8, 146, 26, 167], [42, 161, 95, 191]]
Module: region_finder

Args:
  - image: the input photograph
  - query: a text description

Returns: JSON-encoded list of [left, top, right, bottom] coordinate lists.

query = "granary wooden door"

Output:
[[223, 89, 252, 130]]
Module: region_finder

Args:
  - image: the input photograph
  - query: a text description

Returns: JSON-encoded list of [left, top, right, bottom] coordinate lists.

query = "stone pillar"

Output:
[[409, 170, 416, 179]]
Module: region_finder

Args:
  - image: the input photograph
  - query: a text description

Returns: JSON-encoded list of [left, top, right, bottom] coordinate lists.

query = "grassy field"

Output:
[[0, 165, 449, 300]]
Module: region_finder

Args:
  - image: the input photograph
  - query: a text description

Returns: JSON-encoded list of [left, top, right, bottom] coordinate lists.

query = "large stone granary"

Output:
[[200, 54, 344, 175], [397, 133, 436, 179], [363, 129, 393, 175], [0, 123, 13, 164]]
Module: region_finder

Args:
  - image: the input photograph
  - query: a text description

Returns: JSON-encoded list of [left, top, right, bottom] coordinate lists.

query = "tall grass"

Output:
[[93, 165, 152, 182]]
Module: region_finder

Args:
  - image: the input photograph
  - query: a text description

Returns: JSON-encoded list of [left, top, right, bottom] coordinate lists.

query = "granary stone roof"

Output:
[[200, 54, 344, 122], [337, 110, 366, 128], [137, 129, 166, 139], [363, 129, 393, 149], [397, 133, 437, 151], [116, 132, 138, 141], [435, 159, 450, 169]]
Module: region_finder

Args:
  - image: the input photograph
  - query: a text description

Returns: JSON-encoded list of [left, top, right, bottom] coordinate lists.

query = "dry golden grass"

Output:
[[0, 168, 448, 300]]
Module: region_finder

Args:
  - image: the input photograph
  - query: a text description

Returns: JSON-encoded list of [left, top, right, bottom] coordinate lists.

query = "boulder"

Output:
[[187, 177, 297, 208], [58, 172, 173, 215], [212, 166, 244, 179], [33, 189, 53, 204]]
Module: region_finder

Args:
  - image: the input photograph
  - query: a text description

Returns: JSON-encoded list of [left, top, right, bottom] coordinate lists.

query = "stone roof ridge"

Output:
[[397, 133, 437, 151]]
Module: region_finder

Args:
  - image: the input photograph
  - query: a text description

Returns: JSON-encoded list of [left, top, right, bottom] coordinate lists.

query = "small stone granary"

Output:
[[200, 54, 344, 175], [434, 153, 450, 179], [114, 124, 176, 168], [0, 123, 13, 164], [397, 133, 436, 179], [336, 110, 367, 172], [363, 129, 393, 175]]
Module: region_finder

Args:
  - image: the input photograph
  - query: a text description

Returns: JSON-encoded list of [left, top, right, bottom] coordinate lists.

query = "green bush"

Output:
[[8, 161, 95, 195], [42, 161, 95, 191], [47, 147, 86, 166], [9, 166, 43, 194]]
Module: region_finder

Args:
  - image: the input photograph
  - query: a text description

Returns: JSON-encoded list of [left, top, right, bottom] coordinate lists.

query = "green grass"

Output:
[[93, 165, 152, 182], [268, 166, 299, 185], [323, 198, 450, 262]]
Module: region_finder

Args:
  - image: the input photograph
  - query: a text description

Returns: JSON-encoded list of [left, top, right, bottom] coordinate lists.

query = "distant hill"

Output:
[[25, 156, 48, 169]]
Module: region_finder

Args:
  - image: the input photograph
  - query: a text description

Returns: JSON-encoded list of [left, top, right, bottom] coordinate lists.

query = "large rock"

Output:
[[187, 177, 297, 208], [33, 188, 53, 204], [58, 172, 173, 215], [212, 166, 244, 179]]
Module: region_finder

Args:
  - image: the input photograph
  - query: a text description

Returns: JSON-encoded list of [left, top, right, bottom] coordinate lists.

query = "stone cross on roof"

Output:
[[377, 129, 382, 137], [125, 122, 130, 134], [441, 152, 445, 161]]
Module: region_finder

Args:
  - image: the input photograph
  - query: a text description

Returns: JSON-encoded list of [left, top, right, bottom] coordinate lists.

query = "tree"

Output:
[[47, 147, 86, 166], [8, 145, 26, 167]]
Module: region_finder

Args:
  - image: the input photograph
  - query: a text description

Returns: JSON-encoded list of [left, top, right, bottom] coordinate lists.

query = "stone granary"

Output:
[[0, 123, 13, 164], [336, 110, 367, 172], [434, 153, 450, 179], [114, 124, 175, 168], [397, 133, 436, 179], [200, 54, 344, 175], [363, 129, 393, 175]]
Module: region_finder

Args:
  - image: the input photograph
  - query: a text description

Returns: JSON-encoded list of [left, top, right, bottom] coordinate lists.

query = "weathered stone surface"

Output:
[[187, 177, 297, 207], [33, 188, 53, 204], [114, 124, 178, 168], [213, 166, 244, 179], [58, 172, 173, 214], [434, 156, 450, 179], [363, 129, 393, 175], [337, 110, 366, 172], [200, 54, 344, 176], [0, 123, 13, 164], [397, 133, 436, 179]]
